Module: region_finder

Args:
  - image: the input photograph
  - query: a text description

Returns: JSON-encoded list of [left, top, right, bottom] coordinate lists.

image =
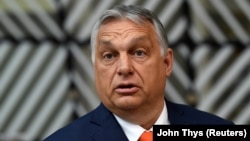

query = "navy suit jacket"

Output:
[[44, 100, 234, 141]]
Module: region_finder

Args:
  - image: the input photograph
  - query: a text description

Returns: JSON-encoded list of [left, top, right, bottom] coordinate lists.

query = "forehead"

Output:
[[97, 18, 156, 40]]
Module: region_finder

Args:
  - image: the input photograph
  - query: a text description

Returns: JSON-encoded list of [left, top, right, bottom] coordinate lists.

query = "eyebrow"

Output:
[[97, 40, 115, 53], [130, 36, 149, 44], [99, 39, 113, 46]]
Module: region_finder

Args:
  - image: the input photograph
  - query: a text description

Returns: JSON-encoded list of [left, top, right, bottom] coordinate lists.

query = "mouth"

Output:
[[115, 83, 139, 94]]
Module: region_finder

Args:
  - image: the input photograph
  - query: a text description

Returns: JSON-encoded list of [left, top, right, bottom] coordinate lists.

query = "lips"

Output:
[[115, 83, 139, 94]]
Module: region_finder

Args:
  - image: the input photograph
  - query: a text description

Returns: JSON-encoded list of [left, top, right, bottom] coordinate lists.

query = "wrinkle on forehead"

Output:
[[99, 30, 149, 42], [97, 35, 152, 53], [99, 35, 148, 46]]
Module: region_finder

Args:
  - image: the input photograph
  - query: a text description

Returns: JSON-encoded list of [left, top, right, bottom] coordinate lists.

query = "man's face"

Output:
[[94, 18, 173, 114]]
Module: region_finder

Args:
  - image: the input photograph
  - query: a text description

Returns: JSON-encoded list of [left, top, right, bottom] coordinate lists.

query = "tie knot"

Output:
[[138, 131, 153, 141]]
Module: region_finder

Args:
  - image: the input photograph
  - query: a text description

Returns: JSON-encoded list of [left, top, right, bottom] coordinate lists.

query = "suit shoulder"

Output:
[[167, 101, 234, 125], [43, 106, 100, 141]]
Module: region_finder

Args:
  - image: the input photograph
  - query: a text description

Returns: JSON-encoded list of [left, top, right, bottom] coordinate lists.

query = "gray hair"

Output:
[[90, 5, 169, 63]]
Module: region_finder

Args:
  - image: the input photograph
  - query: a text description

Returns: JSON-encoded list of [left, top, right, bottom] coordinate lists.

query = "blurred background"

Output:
[[0, 0, 249, 140]]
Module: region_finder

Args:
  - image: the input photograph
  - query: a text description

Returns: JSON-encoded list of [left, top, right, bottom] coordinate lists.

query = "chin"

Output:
[[114, 97, 143, 110]]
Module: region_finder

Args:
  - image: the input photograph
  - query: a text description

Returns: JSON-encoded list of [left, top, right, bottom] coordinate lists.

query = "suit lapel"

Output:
[[166, 100, 197, 125], [90, 103, 128, 141]]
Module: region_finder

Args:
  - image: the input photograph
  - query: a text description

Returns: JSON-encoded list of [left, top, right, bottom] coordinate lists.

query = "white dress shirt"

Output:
[[114, 101, 169, 141]]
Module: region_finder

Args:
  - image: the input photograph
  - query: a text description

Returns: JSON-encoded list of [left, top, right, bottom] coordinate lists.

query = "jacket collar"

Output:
[[90, 103, 128, 141], [166, 100, 197, 124]]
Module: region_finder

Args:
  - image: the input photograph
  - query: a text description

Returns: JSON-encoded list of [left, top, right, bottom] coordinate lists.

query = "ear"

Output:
[[164, 48, 174, 77]]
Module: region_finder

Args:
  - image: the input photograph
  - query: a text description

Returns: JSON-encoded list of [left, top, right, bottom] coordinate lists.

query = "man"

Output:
[[44, 4, 233, 141]]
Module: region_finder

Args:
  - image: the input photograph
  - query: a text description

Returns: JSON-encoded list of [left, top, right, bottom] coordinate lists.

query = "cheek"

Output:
[[95, 65, 114, 91], [143, 57, 165, 72], [141, 59, 166, 83]]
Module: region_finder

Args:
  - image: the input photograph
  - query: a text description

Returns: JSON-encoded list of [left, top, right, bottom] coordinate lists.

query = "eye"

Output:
[[134, 50, 146, 57], [103, 53, 114, 60]]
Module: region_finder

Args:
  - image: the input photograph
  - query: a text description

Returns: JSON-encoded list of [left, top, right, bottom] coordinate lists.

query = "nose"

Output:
[[117, 54, 133, 76]]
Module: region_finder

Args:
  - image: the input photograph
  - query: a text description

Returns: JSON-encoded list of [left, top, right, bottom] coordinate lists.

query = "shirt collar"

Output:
[[114, 101, 169, 141]]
